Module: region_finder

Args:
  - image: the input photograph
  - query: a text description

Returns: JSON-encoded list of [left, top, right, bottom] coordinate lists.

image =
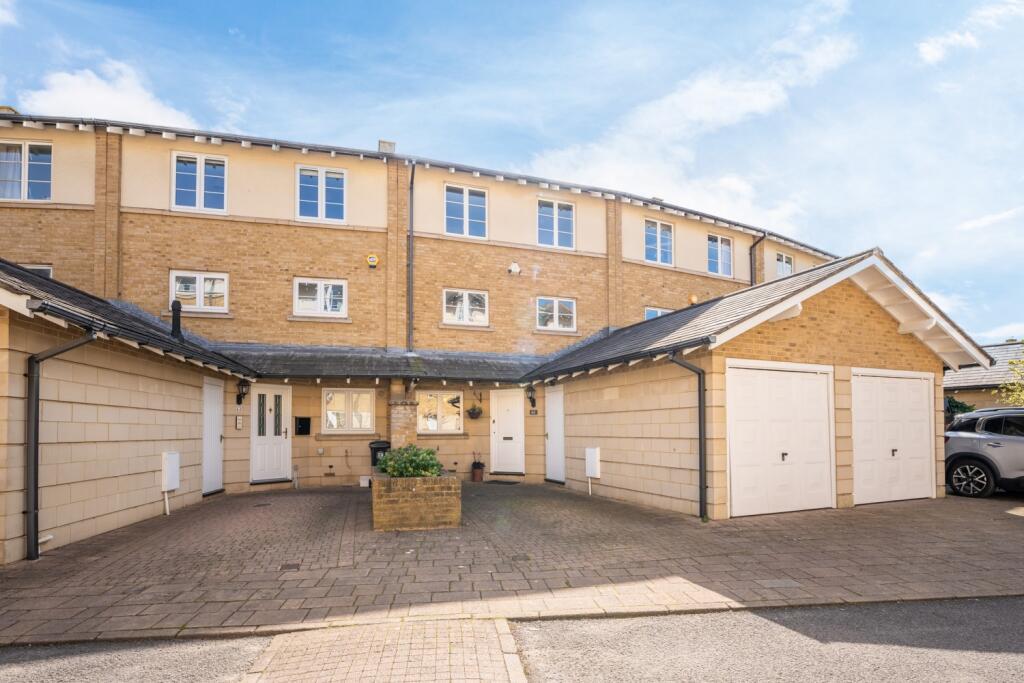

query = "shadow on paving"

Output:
[[1, 483, 1023, 644]]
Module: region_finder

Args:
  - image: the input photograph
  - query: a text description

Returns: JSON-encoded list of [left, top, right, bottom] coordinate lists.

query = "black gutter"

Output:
[[406, 162, 416, 351], [668, 352, 708, 521], [524, 335, 716, 383], [750, 232, 767, 285], [25, 330, 98, 559]]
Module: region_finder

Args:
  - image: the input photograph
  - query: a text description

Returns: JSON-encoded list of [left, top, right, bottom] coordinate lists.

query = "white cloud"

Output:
[[0, 0, 16, 27], [976, 321, 1024, 343], [526, 0, 855, 229], [917, 0, 1024, 64], [17, 60, 197, 128], [925, 290, 968, 315], [955, 205, 1024, 231]]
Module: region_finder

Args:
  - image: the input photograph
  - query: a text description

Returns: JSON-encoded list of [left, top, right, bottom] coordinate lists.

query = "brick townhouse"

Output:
[[0, 109, 990, 563]]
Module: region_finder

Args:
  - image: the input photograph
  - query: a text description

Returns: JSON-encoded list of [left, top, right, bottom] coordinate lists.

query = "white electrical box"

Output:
[[161, 451, 180, 492], [585, 447, 601, 478]]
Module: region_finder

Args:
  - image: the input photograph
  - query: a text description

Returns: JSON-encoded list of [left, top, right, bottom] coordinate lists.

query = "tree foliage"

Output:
[[945, 395, 976, 416], [997, 359, 1024, 407]]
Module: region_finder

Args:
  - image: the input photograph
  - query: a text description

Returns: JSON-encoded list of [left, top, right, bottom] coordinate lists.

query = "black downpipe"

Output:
[[25, 330, 98, 560], [170, 299, 183, 339], [750, 232, 767, 285], [406, 162, 416, 351], [669, 352, 708, 521]]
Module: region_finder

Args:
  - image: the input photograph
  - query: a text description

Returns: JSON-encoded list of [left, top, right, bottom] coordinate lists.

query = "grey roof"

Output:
[[0, 112, 834, 260], [944, 342, 1023, 389], [210, 342, 544, 382], [524, 250, 879, 380], [0, 258, 255, 377]]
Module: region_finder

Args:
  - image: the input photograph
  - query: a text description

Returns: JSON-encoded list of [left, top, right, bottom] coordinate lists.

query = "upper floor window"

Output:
[[297, 166, 345, 222], [173, 152, 226, 212], [537, 296, 576, 332], [776, 252, 794, 277], [170, 270, 228, 313], [322, 388, 374, 433], [537, 200, 574, 249], [443, 288, 488, 326], [644, 307, 671, 321], [20, 264, 53, 278], [445, 184, 486, 238], [644, 220, 673, 265], [417, 390, 463, 434], [293, 277, 348, 318], [707, 234, 733, 277], [0, 141, 51, 201]]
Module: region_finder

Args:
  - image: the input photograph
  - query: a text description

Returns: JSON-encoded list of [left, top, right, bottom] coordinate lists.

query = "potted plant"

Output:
[[471, 455, 485, 482], [467, 404, 483, 420]]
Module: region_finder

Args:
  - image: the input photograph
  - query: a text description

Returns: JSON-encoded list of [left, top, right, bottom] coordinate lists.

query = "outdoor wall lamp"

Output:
[[235, 378, 251, 405], [525, 385, 536, 408]]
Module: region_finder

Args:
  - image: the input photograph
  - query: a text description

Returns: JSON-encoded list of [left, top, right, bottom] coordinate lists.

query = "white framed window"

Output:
[[322, 388, 374, 433], [296, 165, 345, 222], [417, 390, 463, 434], [19, 264, 53, 278], [172, 152, 226, 213], [293, 277, 348, 318], [537, 296, 576, 332], [169, 270, 229, 313], [644, 220, 673, 265], [644, 307, 672, 321], [444, 184, 487, 238], [0, 141, 52, 201], [707, 234, 733, 276], [537, 199, 574, 249], [443, 288, 488, 326], [776, 252, 794, 277]]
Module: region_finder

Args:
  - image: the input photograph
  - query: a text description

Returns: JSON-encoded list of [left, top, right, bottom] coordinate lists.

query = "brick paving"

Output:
[[1, 484, 1023, 645]]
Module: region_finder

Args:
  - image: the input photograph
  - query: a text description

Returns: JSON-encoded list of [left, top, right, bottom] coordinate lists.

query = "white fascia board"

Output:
[[0, 288, 33, 316], [708, 256, 878, 351]]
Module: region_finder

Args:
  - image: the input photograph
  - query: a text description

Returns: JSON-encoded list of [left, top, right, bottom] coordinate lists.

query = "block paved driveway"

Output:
[[2, 483, 1023, 645]]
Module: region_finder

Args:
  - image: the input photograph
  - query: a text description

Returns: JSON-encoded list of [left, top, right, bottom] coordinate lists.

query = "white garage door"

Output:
[[852, 372, 934, 504], [727, 365, 834, 517]]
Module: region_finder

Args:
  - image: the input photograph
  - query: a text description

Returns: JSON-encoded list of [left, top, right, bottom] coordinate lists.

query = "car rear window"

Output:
[[951, 417, 979, 433]]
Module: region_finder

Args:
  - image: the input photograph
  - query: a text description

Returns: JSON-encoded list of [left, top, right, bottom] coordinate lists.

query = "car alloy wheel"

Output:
[[951, 463, 988, 496]]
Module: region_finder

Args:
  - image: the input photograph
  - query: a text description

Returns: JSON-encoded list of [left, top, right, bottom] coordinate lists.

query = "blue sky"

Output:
[[1, 0, 1022, 342]]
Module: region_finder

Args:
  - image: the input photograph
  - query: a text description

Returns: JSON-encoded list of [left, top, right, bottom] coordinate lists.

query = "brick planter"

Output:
[[371, 472, 461, 531]]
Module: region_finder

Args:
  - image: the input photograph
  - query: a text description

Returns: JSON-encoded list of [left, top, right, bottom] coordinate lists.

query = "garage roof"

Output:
[[0, 259, 256, 378], [943, 341, 1022, 390], [211, 342, 543, 383], [524, 248, 993, 382]]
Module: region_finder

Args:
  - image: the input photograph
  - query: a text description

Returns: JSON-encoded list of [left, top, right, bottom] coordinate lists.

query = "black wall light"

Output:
[[525, 385, 536, 408], [235, 378, 251, 405]]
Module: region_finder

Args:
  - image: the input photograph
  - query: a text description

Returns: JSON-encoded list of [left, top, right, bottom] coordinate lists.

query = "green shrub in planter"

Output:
[[377, 444, 444, 478]]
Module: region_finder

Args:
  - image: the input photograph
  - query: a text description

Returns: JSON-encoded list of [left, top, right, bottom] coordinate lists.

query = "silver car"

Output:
[[945, 408, 1024, 497]]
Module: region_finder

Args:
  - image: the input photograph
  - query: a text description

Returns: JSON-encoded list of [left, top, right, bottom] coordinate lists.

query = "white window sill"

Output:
[[442, 231, 489, 241], [162, 310, 233, 319], [171, 206, 228, 216], [439, 322, 494, 332], [295, 216, 348, 227], [535, 243, 576, 252], [288, 315, 352, 324], [534, 328, 580, 337], [315, 431, 380, 441], [416, 432, 469, 439]]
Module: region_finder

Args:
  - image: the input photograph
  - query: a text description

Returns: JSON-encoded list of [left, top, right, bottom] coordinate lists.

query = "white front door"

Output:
[[852, 372, 934, 504], [490, 389, 526, 474], [544, 384, 565, 482], [251, 385, 292, 482], [202, 378, 225, 494], [727, 364, 834, 517]]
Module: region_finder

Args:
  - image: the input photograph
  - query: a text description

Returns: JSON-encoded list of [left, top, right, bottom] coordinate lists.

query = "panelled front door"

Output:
[[544, 384, 565, 483], [490, 389, 526, 474], [202, 378, 225, 494], [251, 385, 292, 482]]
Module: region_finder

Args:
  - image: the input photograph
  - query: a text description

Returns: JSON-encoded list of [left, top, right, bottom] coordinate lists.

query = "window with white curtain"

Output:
[[0, 141, 51, 201], [293, 277, 348, 318], [169, 270, 229, 312], [322, 389, 374, 433], [443, 288, 488, 326]]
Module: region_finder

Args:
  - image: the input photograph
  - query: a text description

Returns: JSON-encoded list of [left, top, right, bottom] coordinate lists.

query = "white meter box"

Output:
[[161, 451, 180, 492], [585, 447, 601, 478]]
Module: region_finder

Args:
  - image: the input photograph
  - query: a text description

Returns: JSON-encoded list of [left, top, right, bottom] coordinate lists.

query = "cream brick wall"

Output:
[[944, 387, 1002, 410], [1, 313, 217, 563]]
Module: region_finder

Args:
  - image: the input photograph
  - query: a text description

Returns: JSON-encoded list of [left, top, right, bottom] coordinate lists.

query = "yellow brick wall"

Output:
[[619, 261, 745, 325], [0, 206, 98, 292], [1, 313, 218, 563], [118, 211, 390, 345]]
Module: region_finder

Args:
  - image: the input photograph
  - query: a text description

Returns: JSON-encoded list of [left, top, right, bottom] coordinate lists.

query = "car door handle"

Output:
[[891, 448, 898, 457], [987, 442, 1003, 448], [781, 452, 788, 462]]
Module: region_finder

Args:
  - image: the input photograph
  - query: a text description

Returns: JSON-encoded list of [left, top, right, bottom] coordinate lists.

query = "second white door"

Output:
[[545, 384, 565, 482], [202, 378, 224, 494], [251, 385, 292, 482], [490, 389, 526, 474], [727, 365, 834, 517]]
